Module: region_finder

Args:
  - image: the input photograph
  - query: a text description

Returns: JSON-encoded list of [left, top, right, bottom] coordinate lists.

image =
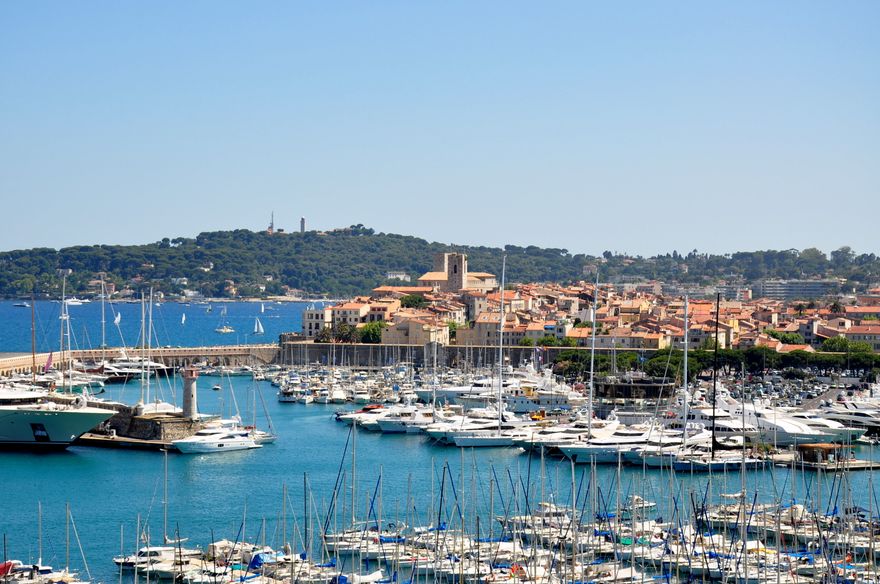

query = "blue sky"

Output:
[[1, 2, 877, 257]]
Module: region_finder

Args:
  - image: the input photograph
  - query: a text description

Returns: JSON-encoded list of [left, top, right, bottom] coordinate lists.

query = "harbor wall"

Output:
[[278, 340, 644, 370]]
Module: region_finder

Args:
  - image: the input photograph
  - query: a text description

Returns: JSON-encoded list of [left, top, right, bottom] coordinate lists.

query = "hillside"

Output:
[[0, 226, 876, 298]]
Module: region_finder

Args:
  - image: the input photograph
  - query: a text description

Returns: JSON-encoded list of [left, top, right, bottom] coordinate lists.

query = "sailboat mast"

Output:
[[163, 449, 169, 543], [38, 501, 43, 566], [101, 276, 106, 363], [60, 275, 66, 368], [682, 296, 689, 451], [139, 295, 146, 404], [711, 292, 721, 458], [587, 269, 599, 439], [31, 293, 37, 386], [498, 255, 506, 430]]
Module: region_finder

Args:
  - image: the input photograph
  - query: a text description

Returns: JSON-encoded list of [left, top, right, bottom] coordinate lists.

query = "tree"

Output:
[[537, 335, 561, 347], [765, 329, 805, 345], [359, 321, 387, 344], [849, 340, 874, 353], [821, 337, 850, 352], [447, 321, 459, 341], [314, 327, 333, 343], [400, 294, 427, 309], [519, 338, 535, 346]]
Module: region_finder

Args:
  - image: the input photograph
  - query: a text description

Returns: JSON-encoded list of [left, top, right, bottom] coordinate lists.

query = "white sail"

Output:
[[181, 313, 186, 325], [260, 303, 265, 313], [114, 313, 121, 325], [254, 317, 264, 335]]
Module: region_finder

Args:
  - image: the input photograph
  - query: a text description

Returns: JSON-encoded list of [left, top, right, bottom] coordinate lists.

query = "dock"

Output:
[[75, 432, 174, 451]]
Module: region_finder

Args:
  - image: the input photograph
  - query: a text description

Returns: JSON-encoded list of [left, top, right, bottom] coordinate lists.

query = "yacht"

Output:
[[662, 405, 760, 442], [557, 424, 662, 464], [786, 409, 866, 443], [376, 404, 436, 434], [719, 401, 831, 446], [0, 388, 115, 449], [172, 427, 261, 453], [816, 400, 880, 435]]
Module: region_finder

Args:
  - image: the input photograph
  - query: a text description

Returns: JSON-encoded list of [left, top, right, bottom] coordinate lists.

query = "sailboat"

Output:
[[253, 317, 264, 336], [180, 313, 186, 326], [215, 306, 234, 334]]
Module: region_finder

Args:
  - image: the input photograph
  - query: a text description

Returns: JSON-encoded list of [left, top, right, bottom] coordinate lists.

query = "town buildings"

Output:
[[299, 252, 880, 354]]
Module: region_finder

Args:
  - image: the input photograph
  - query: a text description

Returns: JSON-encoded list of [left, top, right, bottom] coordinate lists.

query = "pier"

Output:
[[0, 344, 280, 375]]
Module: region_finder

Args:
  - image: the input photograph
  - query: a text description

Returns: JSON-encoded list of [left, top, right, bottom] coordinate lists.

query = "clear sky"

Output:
[[1, 1, 877, 257]]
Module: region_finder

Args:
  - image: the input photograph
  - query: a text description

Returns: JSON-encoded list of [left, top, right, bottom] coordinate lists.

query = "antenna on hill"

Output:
[[268, 212, 275, 235]]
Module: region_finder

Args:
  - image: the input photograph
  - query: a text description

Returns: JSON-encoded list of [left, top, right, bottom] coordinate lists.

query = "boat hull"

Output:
[[0, 406, 114, 449]]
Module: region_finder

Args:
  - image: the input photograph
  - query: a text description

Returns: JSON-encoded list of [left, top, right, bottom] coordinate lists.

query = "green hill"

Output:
[[0, 226, 876, 298]]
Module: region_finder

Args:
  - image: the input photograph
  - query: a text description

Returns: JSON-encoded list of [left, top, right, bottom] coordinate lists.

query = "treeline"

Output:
[[0, 225, 877, 298], [553, 345, 880, 382], [602, 246, 878, 289]]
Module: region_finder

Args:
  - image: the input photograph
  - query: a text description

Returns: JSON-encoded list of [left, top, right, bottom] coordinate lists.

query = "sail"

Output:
[[181, 313, 186, 325], [254, 317, 264, 335], [260, 303, 265, 313], [114, 313, 121, 325]]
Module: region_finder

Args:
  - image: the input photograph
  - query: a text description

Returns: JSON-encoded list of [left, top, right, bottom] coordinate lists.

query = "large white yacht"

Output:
[[816, 400, 880, 435], [172, 427, 261, 453], [719, 401, 831, 446], [0, 388, 115, 449]]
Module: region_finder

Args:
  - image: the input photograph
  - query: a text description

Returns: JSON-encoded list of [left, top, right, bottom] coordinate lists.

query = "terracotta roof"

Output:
[[418, 272, 448, 281], [372, 286, 434, 293], [847, 325, 880, 334]]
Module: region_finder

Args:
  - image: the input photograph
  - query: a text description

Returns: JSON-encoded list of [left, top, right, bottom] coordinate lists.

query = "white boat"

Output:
[[376, 404, 435, 434], [558, 424, 663, 463], [253, 317, 264, 335], [172, 427, 261, 453], [816, 400, 880, 435], [787, 409, 866, 443], [720, 401, 831, 446], [214, 306, 234, 334], [0, 388, 114, 449]]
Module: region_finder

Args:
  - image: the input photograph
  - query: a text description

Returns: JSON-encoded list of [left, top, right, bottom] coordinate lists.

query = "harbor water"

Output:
[[0, 300, 878, 582]]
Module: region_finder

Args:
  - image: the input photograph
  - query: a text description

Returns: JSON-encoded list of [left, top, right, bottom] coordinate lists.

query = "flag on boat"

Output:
[[44, 351, 53, 372]]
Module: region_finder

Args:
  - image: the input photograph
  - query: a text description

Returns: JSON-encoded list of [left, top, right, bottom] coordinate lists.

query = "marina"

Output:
[[1, 298, 880, 584]]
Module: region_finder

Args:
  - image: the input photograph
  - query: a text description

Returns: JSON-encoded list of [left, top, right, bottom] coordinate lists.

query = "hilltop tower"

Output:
[[448, 252, 468, 292], [300, 217, 306, 234]]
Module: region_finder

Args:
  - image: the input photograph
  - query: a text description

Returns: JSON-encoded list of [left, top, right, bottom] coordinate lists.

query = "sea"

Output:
[[0, 300, 878, 582]]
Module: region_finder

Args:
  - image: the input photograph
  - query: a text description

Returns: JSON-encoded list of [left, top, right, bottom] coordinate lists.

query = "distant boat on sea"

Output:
[[215, 306, 234, 334], [253, 317, 264, 335], [13, 301, 30, 308]]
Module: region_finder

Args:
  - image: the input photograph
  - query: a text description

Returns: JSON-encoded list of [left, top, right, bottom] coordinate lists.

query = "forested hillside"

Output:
[[0, 225, 876, 298]]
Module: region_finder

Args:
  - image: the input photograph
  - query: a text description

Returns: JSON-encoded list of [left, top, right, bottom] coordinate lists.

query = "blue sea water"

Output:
[[0, 299, 318, 353], [0, 300, 878, 582]]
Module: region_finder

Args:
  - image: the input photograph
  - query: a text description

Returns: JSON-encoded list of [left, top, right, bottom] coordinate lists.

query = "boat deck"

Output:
[[75, 432, 173, 451]]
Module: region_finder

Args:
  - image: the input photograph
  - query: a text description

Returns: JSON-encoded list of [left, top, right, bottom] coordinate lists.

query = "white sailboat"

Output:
[[180, 313, 186, 326], [215, 306, 234, 334], [253, 317, 264, 335]]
